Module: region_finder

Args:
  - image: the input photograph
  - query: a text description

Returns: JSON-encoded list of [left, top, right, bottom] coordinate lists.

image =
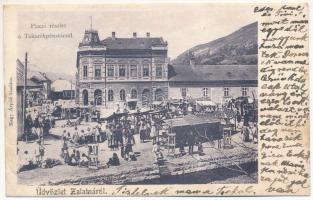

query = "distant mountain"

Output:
[[44, 71, 75, 83], [172, 22, 258, 65]]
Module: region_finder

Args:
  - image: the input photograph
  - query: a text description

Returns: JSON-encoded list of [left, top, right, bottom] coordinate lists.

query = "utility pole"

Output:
[[23, 52, 28, 142], [104, 53, 107, 108], [90, 16, 92, 30], [70, 80, 73, 99]]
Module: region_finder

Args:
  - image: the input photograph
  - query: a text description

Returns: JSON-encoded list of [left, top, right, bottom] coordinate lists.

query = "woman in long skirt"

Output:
[[139, 123, 146, 143]]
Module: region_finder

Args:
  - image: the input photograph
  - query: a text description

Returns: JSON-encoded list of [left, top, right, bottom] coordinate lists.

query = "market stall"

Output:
[[196, 100, 217, 112], [162, 114, 221, 149]]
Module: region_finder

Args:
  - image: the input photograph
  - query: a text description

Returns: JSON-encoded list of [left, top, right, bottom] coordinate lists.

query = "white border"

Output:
[[0, 0, 312, 200]]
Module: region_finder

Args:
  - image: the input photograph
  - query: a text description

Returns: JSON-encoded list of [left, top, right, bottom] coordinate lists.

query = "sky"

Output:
[[17, 4, 257, 76]]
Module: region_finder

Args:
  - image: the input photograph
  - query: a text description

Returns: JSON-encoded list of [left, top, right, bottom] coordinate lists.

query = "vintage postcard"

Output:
[[3, 2, 310, 197]]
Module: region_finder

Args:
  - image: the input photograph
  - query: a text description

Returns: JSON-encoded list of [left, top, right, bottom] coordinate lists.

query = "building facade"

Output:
[[51, 79, 75, 100], [168, 63, 258, 105], [76, 29, 169, 110]]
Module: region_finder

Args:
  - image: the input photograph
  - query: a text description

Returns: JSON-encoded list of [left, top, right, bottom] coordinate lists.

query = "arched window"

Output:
[[131, 89, 137, 99], [142, 89, 151, 107], [108, 89, 114, 101], [155, 88, 164, 101], [82, 90, 88, 105], [94, 89, 102, 105], [120, 89, 126, 101]]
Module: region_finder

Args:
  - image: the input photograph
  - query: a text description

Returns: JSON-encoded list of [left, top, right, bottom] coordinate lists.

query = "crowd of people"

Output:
[[19, 95, 258, 173], [57, 116, 158, 169], [24, 109, 55, 142]]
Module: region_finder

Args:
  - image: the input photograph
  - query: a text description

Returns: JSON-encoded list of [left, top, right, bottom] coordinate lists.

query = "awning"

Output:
[[150, 109, 168, 115], [164, 114, 220, 128], [140, 107, 151, 113], [196, 100, 216, 106], [152, 101, 163, 105], [168, 99, 182, 105], [129, 108, 151, 115], [60, 100, 77, 109], [100, 108, 117, 119], [127, 99, 138, 102], [236, 96, 254, 104], [247, 97, 254, 103]]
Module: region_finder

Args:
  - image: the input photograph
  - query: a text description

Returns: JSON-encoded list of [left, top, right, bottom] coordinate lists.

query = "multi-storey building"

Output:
[[76, 28, 258, 111], [76, 29, 169, 110]]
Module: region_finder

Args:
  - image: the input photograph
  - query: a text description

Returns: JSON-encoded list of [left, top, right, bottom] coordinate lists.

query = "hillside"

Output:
[[44, 71, 75, 83], [172, 22, 257, 65]]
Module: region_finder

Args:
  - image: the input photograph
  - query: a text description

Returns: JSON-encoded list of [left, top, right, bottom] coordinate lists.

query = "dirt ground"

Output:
[[17, 120, 257, 185], [17, 121, 156, 185]]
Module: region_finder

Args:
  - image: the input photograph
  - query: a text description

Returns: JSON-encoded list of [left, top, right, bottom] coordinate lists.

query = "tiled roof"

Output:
[[28, 70, 50, 82], [101, 37, 166, 50], [17, 79, 41, 88], [168, 64, 257, 82]]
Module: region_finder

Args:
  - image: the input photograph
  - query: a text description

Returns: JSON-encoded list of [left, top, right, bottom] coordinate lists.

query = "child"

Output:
[[107, 153, 120, 167], [80, 153, 90, 167], [198, 141, 204, 156]]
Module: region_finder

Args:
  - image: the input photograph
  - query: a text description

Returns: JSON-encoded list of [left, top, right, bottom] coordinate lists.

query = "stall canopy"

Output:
[[58, 100, 77, 109], [236, 96, 254, 104], [100, 108, 116, 119], [152, 101, 163, 106], [150, 109, 168, 115], [163, 114, 221, 142], [196, 100, 216, 106], [163, 114, 220, 128], [128, 107, 151, 114], [168, 98, 183, 104], [105, 112, 129, 122], [247, 97, 254, 104]]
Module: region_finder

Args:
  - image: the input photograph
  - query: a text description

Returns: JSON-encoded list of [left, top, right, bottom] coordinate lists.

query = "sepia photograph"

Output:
[[14, 5, 260, 186]]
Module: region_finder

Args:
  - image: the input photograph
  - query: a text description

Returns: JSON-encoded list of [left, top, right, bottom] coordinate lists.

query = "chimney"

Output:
[[112, 32, 116, 40], [133, 32, 137, 39], [146, 32, 150, 38]]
